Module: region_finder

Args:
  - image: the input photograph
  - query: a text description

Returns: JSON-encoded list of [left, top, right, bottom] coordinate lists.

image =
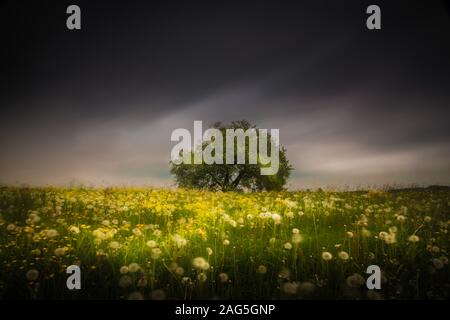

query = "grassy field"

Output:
[[0, 186, 448, 300]]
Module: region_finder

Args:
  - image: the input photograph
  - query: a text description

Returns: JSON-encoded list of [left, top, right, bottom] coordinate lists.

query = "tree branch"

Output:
[[231, 169, 246, 188], [206, 169, 223, 190]]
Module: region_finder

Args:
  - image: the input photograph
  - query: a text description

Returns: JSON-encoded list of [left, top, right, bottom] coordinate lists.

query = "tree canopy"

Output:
[[170, 120, 292, 191]]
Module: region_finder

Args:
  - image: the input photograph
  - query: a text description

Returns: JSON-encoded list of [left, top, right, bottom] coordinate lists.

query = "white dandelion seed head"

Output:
[[408, 235, 420, 243], [384, 233, 397, 245], [431, 246, 440, 253], [192, 257, 210, 271], [46, 229, 59, 238], [338, 251, 349, 261], [271, 213, 282, 224], [118, 275, 133, 288], [281, 282, 298, 295], [284, 242, 293, 250], [108, 241, 120, 250], [218, 273, 229, 283], [257, 265, 267, 274], [388, 226, 398, 234], [168, 261, 178, 271], [181, 277, 191, 285], [378, 232, 389, 241], [151, 248, 162, 260], [26, 269, 39, 281], [132, 227, 142, 237], [146, 240, 157, 248], [54, 247, 66, 257], [153, 229, 162, 237], [128, 262, 140, 273], [175, 267, 184, 276], [346, 273, 365, 288], [28, 213, 41, 224], [432, 258, 444, 269], [197, 273, 208, 282], [172, 234, 188, 248], [321, 251, 333, 261]]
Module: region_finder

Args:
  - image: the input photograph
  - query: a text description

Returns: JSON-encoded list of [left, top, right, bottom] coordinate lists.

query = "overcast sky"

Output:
[[1, 0, 449, 189]]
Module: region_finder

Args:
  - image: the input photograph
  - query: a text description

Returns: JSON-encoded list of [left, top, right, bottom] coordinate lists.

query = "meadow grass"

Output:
[[0, 186, 448, 299]]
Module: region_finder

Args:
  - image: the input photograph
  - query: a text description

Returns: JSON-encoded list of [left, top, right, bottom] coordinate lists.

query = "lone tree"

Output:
[[170, 120, 292, 191]]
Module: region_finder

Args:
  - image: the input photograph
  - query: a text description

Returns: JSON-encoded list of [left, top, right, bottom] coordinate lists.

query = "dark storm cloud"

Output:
[[0, 0, 449, 187]]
